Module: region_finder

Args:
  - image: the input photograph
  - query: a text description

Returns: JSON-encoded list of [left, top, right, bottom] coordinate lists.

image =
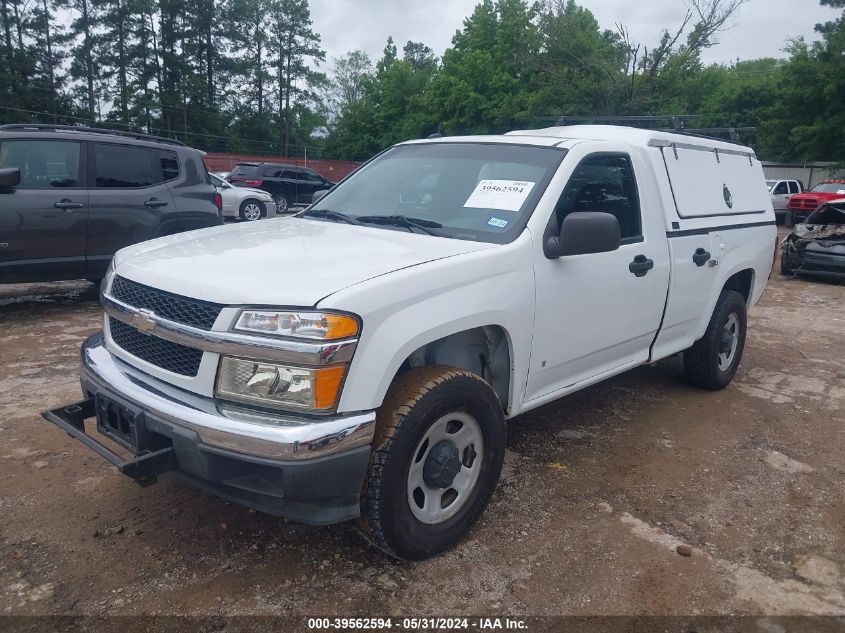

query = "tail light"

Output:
[[239, 179, 263, 187], [213, 192, 223, 214]]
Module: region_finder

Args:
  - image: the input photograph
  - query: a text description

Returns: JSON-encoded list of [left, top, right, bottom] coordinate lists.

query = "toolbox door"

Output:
[[661, 145, 770, 218]]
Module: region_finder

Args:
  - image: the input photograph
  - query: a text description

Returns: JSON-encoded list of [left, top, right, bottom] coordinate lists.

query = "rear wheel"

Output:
[[239, 199, 264, 221], [683, 290, 747, 390], [359, 366, 505, 560], [785, 212, 795, 228], [273, 192, 289, 213]]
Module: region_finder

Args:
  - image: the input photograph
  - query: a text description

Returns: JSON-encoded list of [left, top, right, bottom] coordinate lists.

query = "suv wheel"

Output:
[[274, 192, 289, 213], [683, 290, 747, 390], [239, 200, 264, 221], [359, 366, 505, 560]]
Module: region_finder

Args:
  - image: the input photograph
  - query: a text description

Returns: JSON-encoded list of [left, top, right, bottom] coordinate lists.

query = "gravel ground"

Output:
[[1, 231, 843, 620]]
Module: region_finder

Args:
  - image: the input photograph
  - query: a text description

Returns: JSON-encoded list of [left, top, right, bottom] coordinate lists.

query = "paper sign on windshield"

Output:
[[464, 180, 535, 212]]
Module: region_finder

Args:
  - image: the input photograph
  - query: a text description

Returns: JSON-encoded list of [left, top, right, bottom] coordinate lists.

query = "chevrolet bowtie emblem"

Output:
[[131, 309, 157, 335]]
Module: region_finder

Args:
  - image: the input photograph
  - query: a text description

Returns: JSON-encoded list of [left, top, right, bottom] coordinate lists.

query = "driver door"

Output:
[[524, 148, 670, 404], [770, 181, 790, 211], [0, 138, 88, 282]]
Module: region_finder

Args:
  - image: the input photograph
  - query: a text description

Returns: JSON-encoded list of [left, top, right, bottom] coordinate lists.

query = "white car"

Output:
[[45, 125, 777, 560], [210, 172, 275, 221]]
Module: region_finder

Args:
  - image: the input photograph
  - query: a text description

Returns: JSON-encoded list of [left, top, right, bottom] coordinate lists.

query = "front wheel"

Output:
[[359, 366, 505, 560], [683, 290, 747, 390], [239, 199, 264, 221]]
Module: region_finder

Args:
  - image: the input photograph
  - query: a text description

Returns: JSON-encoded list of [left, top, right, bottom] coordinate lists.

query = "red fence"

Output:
[[204, 153, 360, 181]]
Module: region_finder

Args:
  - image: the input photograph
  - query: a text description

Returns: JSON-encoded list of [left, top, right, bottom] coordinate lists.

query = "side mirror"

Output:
[[544, 212, 621, 259], [312, 190, 328, 203], [0, 167, 20, 189]]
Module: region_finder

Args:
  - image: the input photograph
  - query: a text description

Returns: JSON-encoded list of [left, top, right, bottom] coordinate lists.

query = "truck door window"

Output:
[[773, 182, 788, 195], [788, 181, 800, 194], [555, 154, 642, 242], [0, 139, 81, 188], [94, 144, 157, 188]]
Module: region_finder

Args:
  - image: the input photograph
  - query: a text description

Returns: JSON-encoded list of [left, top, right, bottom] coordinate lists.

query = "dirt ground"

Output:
[[1, 230, 843, 620]]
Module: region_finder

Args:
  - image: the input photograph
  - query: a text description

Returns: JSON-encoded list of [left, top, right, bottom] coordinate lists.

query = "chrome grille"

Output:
[[109, 319, 203, 376], [110, 276, 223, 330]]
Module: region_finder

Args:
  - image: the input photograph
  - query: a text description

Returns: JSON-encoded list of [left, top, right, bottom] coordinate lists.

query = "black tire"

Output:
[[780, 247, 793, 276], [359, 365, 505, 560], [239, 199, 265, 221], [784, 212, 795, 228], [683, 290, 747, 391], [273, 192, 290, 213]]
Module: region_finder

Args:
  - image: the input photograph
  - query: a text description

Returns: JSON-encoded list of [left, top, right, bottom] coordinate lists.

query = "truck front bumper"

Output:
[[42, 332, 376, 525]]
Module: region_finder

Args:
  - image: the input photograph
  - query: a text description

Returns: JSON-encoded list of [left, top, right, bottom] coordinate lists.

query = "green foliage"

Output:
[[322, 0, 845, 164], [0, 0, 842, 163], [0, 0, 326, 156]]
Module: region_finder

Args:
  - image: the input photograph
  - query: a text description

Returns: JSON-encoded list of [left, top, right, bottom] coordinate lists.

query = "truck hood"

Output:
[[113, 217, 495, 306]]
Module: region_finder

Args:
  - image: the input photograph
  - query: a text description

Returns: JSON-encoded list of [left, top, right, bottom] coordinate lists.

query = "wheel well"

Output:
[[398, 326, 511, 411], [723, 269, 754, 304]]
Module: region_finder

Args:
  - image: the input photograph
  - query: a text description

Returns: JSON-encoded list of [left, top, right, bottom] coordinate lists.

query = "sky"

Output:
[[308, 0, 840, 69]]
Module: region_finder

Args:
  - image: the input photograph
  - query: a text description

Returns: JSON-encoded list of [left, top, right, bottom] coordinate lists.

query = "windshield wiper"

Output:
[[299, 209, 364, 225], [356, 215, 446, 236]]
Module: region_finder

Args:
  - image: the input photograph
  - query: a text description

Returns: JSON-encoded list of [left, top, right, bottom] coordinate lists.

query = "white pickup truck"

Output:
[[44, 125, 777, 560]]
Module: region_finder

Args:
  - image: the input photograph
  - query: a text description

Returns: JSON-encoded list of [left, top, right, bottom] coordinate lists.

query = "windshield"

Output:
[[766, 180, 777, 190], [807, 203, 845, 225], [811, 182, 845, 194], [302, 142, 566, 243], [210, 173, 225, 187]]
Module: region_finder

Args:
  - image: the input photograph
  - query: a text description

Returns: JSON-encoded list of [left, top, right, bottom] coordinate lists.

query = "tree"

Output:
[[324, 49, 373, 120], [98, 0, 132, 124], [67, 0, 103, 121], [533, 0, 625, 116], [25, 0, 70, 120], [421, 0, 541, 134], [778, 34, 845, 160], [268, 0, 325, 154]]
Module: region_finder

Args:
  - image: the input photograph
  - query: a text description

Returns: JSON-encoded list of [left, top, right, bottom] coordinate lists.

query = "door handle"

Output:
[[54, 199, 83, 209], [693, 248, 711, 267], [144, 198, 168, 208], [629, 254, 654, 277]]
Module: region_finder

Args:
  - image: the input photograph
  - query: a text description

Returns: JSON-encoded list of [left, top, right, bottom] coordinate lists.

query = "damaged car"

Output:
[[781, 199, 845, 280]]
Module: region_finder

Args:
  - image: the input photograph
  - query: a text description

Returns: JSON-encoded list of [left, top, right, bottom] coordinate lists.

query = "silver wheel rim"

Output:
[[718, 313, 740, 372], [243, 203, 261, 221], [407, 411, 484, 525], [275, 195, 288, 212]]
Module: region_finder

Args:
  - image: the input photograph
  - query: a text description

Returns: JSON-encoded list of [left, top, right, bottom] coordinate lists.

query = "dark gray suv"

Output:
[[0, 124, 222, 284]]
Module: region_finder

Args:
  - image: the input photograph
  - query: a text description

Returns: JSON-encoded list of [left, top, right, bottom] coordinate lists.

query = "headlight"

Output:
[[216, 356, 346, 411], [233, 310, 359, 340]]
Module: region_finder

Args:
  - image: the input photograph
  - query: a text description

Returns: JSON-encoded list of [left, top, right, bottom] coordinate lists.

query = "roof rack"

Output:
[[0, 124, 186, 147], [538, 115, 756, 144]]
